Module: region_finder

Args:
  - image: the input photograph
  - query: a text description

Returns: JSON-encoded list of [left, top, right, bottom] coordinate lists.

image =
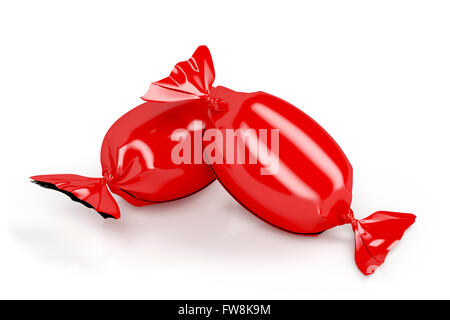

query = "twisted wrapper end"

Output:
[[346, 209, 416, 275], [141, 45, 215, 103]]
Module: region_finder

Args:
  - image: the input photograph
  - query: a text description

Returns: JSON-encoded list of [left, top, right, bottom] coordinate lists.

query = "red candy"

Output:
[[32, 46, 415, 274], [31, 99, 215, 219], [142, 46, 416, 275]]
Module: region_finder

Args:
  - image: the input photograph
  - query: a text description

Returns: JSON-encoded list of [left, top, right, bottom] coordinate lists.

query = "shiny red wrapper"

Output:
[[31, 99, 216, 218], [141, 46, 415, 275], [32, 46, 415, 275]]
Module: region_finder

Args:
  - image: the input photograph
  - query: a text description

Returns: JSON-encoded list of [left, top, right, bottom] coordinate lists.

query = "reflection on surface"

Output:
[[252, 102, 344, 190], [240, 122, 319, 200], [117, 139, 155, 172]]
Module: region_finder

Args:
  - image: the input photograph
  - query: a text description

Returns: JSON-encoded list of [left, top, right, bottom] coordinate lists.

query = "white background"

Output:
[[1, 0, 449, 299]]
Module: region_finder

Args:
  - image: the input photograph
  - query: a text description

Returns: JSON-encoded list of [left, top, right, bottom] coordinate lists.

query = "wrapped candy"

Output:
[[31, 98, 216, 218], [142, 46, 416, 275]]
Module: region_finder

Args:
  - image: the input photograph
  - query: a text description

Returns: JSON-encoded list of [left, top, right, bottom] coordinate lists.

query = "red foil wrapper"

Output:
[[32, 46, 415, 275], [31, 99, 215, 219], [141, 46, 416, 275]]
